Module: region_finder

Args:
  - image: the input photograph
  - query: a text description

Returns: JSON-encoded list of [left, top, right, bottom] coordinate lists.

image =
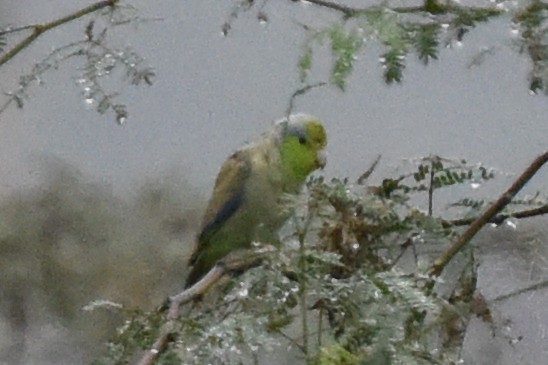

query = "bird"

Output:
[[185, 113, 327, 287]]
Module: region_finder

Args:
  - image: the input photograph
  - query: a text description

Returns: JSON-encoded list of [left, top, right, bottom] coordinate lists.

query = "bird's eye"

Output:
[[298, 136, 307, 145]]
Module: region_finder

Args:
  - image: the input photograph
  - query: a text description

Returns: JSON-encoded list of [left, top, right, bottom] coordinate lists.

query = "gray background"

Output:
[[0, 1, 546, 364]]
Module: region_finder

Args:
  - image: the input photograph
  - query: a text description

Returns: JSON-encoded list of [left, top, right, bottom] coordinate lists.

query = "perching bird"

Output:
[[185, 114, 327, 287]]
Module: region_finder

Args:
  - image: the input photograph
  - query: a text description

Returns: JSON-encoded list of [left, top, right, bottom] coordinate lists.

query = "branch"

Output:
[[290, 0, 501, 18], [493, 278, 548, 303], [357, 154, 381, 185], [0, 40, 87, 116], [0, 0, 119, 67], [442, 204, 548, 228], [285, 82, 326, 117], [429, 151, 548, 277], [136, 246, 274, 365], [295, 0, 361, 17]]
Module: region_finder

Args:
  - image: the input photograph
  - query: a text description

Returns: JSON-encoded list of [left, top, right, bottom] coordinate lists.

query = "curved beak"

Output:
[[316, 149, 327, 169]]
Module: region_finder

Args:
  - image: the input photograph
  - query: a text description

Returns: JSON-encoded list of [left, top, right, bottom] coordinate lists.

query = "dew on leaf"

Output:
[[470, 182, 481, 189]]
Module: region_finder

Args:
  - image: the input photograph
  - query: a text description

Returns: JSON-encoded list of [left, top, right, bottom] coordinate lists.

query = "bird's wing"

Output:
[[189, 150, 252, 265]]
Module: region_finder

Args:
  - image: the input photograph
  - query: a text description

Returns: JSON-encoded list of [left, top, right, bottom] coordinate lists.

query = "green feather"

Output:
[[185, 114, 327, 287]]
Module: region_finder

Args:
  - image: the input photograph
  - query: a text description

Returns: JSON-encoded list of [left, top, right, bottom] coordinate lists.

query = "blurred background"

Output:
[[0, 1, 546, 364]]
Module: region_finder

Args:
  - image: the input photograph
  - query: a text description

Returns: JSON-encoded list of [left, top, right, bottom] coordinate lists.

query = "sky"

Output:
[[0, 0, 546, 199]]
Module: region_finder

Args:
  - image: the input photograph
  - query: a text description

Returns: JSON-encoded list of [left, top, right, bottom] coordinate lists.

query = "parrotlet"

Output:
[[185, 114, 327, 287]]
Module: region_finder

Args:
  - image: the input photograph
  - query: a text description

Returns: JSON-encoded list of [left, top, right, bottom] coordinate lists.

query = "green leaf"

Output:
[[328, 26, 363, 90], [0, 33, 6, 54], [299, 45, 313, 83], [381, 48, 405, 84], [412, 23, 440, 65]]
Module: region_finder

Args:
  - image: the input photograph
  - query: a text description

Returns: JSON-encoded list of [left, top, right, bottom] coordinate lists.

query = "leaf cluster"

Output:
[[290, 0, 548, 95], [92, 155, 544, 365], [513, 0, 548, 94], [0, 3, 154, 122], [78, 20, 155, 124]]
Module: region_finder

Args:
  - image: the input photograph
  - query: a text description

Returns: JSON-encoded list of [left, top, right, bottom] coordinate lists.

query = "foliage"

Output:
[[1, 0, 546, 124], [293, 1, 508, 89], [0, 2, 154, 123], [224, 0, 547, 95], [514, 0, 548, 94], [0, 33, 6, 54], [77, 21, 154, 124], [93, 155, 547, 364]]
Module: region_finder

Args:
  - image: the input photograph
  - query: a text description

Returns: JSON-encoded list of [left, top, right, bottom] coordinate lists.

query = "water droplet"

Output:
[[495, 2, 507, 10], [509, 335, 523, 345], [238, 287, 248, 298], [505, 219, 517, 230], [117, 115, 126, 124], [258, 12, 268, 25]]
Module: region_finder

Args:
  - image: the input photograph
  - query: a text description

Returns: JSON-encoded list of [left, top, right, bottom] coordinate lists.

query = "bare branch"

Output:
[[0, 0, 119, 67], [429, 151, 548, 277], [285, 82, 326, 117], [357, 154, 381, 185], [443, 204, 548, 228], [295, 0, 360, 17], [493, 278, 548, 303]]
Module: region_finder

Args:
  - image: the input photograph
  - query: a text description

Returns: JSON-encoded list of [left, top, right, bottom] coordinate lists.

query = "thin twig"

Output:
[[492, 279, 548, 303], [428, 159, 435, 216], [295, 0, 501, 18], [0, 25, 36, 36], [299, 233, 309, 355], [0, 40, 87, 116], [296, 0, 360, 17], [442, 204, 548, 228], [429, 151, 548, 277], [0, 0, 119, 67], [317, 306, 323, 348], [275, 329, 307, 353], [285, 82, 326, 117], [136, 246, 274, 365], [357, 155, 381, 185]]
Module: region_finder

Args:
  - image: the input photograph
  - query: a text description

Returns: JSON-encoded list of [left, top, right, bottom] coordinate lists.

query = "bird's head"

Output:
[[277, 113, 327, 187]]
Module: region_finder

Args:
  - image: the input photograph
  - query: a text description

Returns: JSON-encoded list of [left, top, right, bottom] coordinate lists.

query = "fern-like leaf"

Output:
[[412, 23, 440, 65]]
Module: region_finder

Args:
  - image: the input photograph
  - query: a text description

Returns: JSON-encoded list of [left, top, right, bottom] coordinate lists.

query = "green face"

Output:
[[280, 119, 327, 188]]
